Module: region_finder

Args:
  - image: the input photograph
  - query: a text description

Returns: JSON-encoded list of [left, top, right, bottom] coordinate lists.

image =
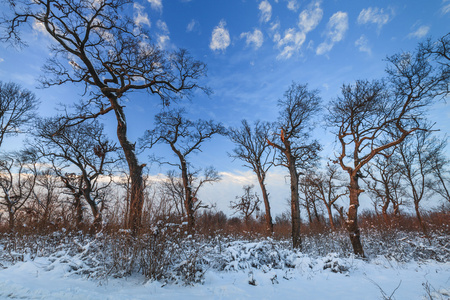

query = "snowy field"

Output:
[[0, 231, 449, 299]]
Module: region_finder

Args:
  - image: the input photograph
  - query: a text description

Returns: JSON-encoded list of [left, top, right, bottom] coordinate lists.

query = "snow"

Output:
[[0, 232, 449, 299]]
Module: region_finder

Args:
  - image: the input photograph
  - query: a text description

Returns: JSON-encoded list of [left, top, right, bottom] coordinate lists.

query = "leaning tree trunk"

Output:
[[257, 174, 273, 234], [110, 97, 144, 235], [287, 149, 302, 249], [346, 175, 365, 257]]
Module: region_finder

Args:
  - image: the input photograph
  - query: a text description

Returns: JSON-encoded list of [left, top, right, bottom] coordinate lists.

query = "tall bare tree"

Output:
[[33, 118, 117, 232], [228, 120, 275, 234], [0, 81, 38, 148], [2, 0, 209, 234], [141, 109, 225, 232], [428, 138, 450, 204], [267, 82, 321, 249]]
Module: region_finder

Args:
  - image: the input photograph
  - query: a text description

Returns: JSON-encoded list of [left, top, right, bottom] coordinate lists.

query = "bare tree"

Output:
[[33, 118, 117, 232], [364, 150, 405, 224], [306, 164, 347, 230], [327, 57, 446, 256], [267, 82, 321, 249], [2, 0, 209, 234], [428, 138, 450, 204], [228, 120, 275, 234], [299, 174, 322, 226], [0, 81, 38, 148], [141, 109, 225, 232], [230, 185, 261, 229], [396, 129, 444, 235], [0, 150, 38, 230]]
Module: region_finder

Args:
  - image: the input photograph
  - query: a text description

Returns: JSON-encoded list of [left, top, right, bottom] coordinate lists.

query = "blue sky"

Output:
[[0, 0, 449, 216]]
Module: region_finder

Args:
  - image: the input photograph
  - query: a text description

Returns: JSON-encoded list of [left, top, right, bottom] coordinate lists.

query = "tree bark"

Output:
[[346, 175, 365, 257], [8, 206, 14, 231], [325, 204, 335, 230], [257, 175, 273, 234], [180, 159, 195, 233], [110, 97, 144, 235], [414, 201, 427, 236], [286, 147, 302, 249]]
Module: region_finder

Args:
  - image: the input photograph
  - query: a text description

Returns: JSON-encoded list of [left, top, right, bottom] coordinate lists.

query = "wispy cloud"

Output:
[[274, 1, 322, 59], [186, 19, 199, 33], [0, 58, 4, 63], [298, 1, 323, 33], [259, 0, 272, 23], [156, 20, 170, 49], [147, 0, 162, 12], [442, 0, 450, 14], [316, 11, 348, 55], [133, 3, 150, 27], [210, 20, 231, 52], [240, 29, 264, 49], [357, 7, 392, 30], [408, 25, 430, 39], [276, 28, 306, 59], [355, 35, 371, 55], [287, 0, 299, 12]]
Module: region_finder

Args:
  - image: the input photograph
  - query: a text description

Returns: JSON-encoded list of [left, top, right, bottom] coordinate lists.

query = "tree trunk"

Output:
[[287, 149, 301, 249], [74, 195, 83, 228], [110, 98, 144, 235], [181, 159, 195, 233], [257, 175, 273, 234], [346, 175, 365, 257], [414, 201, 427, 236], [325, 204, 335, 230], [8, 206, 14, 231]]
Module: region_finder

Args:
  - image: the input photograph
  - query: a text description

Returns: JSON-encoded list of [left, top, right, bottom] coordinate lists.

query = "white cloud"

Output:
[[32, 19, 47, 34], [259, 1, 272, 23], [210, 20, 231, 51], [0, 58, 4, 63], [408, 25, 430, 39], [316, 11, 348, 55], [157, 34, 170, 49], [156, 20, 169, 34], [186, 19, 199, 32], [240, 29, 264, 49], [287, 0, 299, 12], [298, 1, 323, 33], [133, 3, 150, 27], [355, 35, 371, 55], [357, 7, 391, 30], [276, 28, 306, 59], [147, 0, 162, 12], [442, 0, 450, 14]]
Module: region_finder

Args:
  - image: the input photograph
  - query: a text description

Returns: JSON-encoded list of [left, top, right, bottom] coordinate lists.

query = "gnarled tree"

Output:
[[267, 82, 321, 249], [228, 120, 275, 234], [2, 0, 209, 234]]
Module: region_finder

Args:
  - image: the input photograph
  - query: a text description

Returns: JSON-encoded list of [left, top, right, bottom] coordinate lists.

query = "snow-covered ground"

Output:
[[0, 232, 449, 299]]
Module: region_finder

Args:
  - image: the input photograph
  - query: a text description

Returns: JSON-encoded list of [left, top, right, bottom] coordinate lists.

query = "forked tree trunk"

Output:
[[346, 175, 365, 257], [257, 175, 273, 234]]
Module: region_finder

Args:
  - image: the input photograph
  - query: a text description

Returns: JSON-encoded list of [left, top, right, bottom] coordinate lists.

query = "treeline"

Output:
[[0, 1, 449, 258]]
